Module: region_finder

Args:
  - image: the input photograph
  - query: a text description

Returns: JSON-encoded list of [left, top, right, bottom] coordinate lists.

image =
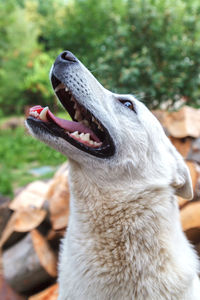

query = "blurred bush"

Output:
[[0, 0, 200, 116]]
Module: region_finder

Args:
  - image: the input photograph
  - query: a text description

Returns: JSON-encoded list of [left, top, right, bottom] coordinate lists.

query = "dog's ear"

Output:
[[171, 149, 193, 200]]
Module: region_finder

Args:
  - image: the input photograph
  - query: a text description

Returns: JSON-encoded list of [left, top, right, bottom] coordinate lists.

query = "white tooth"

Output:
[[74, 110, 82, 121], [93, 118, 99, 126], [94, 142, 101, 147], [54, 83, 66, 92], [65, 87, 69, 92], [89, 140, 94, 145], [84, 133, 90, 141], [80, 133, 90, 142], [39, 106, 49, 122], [80, 133, 88, 141], [71, 131, 79, 137]]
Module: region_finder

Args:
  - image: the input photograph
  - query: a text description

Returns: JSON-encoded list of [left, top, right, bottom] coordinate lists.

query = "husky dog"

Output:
[[26, 51, 200, 300]]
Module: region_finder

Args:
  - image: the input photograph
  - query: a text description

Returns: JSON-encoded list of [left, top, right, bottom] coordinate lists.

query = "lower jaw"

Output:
[[26, 117, 115, 158]]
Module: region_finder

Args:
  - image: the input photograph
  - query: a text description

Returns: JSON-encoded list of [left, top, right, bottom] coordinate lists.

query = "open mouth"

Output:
[[27, 74, 115, 158]]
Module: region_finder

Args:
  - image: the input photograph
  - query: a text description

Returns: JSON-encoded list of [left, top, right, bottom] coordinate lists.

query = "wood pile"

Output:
[[153, 106, 200, 251], [0, 105, 200, 299], [0, 164, 69, 299]]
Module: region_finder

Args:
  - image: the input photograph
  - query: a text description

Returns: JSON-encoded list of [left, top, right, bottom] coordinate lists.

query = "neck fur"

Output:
[[61, 160, 198, 299]]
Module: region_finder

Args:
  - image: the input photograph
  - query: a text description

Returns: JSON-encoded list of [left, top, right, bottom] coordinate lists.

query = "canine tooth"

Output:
[[55, 83, 66, 92], [79, 133, 88, 142], [94, 142, 101, 147], [92, 117, 98, 125], [79, 133, 85, 140], [84, 133, 90, 141], [65, 87, 69, 92], [71, 131, 79, 137], [80, 133, 91, 142], [74, 110, 82, 121], [92, 117, 100, 126], [39, 106, 49, 122]]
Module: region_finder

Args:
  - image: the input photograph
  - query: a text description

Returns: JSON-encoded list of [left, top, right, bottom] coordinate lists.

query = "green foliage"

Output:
[[0, 0, 200, 114], [0, 125, 66, 196], [0, 0, 55, 115]]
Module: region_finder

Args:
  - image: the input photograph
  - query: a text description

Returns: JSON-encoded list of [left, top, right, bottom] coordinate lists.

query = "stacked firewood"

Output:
[[0, 106, 200, 299], [0, 163, 69, 299], [153, 106, 200, 254]]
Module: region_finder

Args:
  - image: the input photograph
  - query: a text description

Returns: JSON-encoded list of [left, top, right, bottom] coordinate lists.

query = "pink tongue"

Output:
[[30, 106, 100, 143]]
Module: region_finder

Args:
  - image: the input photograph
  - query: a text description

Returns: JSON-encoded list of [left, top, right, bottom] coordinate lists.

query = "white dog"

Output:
[[26, 51, 200, 300]]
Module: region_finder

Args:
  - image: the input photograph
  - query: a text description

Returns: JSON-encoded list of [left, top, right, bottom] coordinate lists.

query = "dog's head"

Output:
[[26, 51, 193, 200]]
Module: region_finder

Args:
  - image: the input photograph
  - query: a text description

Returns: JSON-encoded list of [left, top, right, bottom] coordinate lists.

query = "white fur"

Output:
[[26, 55, 200, 299]]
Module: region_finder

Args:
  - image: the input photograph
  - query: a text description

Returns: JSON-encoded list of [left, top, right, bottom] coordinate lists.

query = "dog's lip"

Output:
[[26, 115, 114, 158]]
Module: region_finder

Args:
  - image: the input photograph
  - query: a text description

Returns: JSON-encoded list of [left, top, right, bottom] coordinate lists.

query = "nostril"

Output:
[[61, 51, 77, 62]]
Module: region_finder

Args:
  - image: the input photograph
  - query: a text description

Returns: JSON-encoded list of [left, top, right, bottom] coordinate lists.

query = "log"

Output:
[[187, 137, 200, 164], [180, 201, 200, 232], [153, 106, 200, 138], [195, 243, 200, 257], [186, 161, 200, 199], [46, 229, 65, 252], [29, 283, 58, 300], [46, 164, 69, 230], [0, 208, 46, 249], [184, 228, 200, 245], [31, 230, 57, 278], [14, 208, 47, 232], [0, 213, 25, 250], [0, 275, 26, 300], [178, 196, 187, 208], [0, 196, 11, 237], [169, 137, 192, 159], [2, 230, 57, 293], [10, 181, 49, 211]]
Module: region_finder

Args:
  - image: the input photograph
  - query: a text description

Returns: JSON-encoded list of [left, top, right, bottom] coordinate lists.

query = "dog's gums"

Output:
[[27, 76, 115, 158]]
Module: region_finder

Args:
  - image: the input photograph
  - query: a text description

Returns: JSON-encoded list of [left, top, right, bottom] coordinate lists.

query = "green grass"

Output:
[[0, 112, 70, 197]]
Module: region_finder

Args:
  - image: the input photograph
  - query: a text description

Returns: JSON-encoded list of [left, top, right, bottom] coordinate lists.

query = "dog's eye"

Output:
[[119, 100, 135, 111]]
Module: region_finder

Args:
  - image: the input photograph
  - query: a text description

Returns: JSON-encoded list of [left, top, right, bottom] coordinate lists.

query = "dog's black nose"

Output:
[[54, 51, 78, 66]]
